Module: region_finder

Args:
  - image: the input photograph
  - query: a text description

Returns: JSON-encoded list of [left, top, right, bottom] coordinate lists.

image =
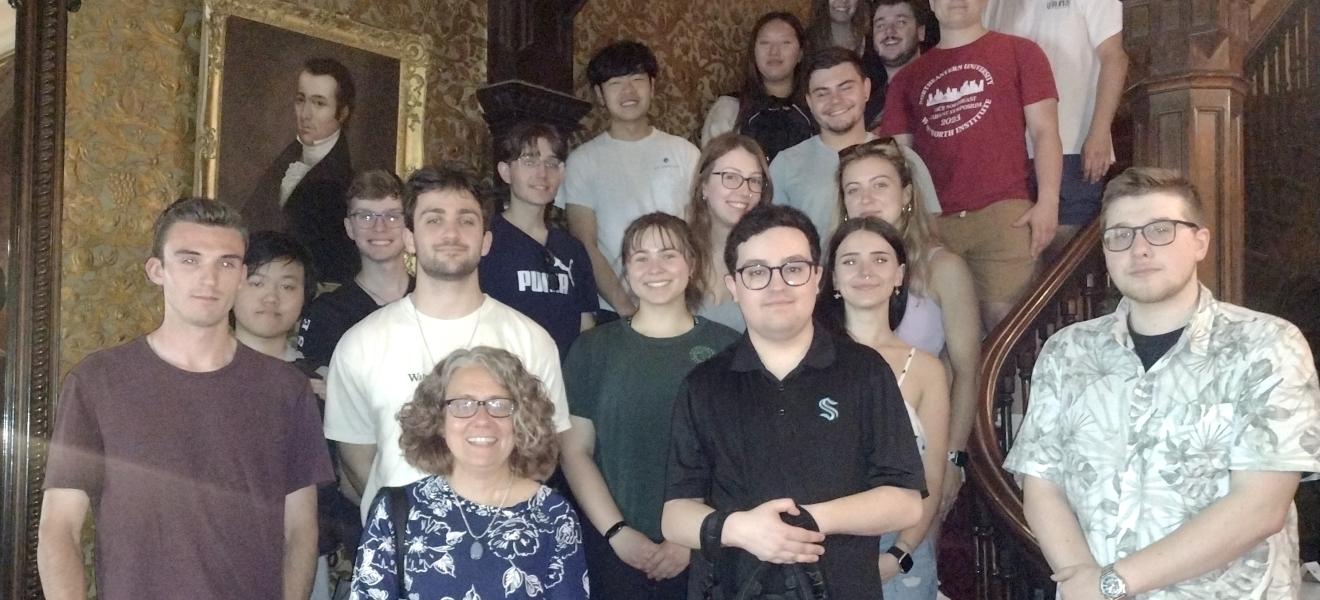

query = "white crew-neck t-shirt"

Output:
[[324, 294, 570, 521]]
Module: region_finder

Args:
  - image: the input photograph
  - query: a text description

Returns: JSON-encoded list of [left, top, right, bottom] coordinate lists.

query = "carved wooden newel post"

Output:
[[1124, 0, 1250, 302], [478, 0, 591, 181]]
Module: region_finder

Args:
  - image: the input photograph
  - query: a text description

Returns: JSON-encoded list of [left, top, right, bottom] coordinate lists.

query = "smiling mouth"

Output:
[[467, 436, 498, 446]]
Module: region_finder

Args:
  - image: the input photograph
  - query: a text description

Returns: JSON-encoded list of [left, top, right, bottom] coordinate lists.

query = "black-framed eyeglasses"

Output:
[[710, 171, 766, 193], [1101, 219, 1200, 252], [517, 154, 563, 171], [443, 397, 518, 419], [734, 260, 817, 290], [349, 210, 406, 229]]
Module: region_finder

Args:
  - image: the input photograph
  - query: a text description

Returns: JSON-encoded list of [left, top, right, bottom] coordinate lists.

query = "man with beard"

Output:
[[770, 47, 940, 246], [1005, 168, 1320, 600], [862, 0, 930, 128], [323, 163, 571, 520]]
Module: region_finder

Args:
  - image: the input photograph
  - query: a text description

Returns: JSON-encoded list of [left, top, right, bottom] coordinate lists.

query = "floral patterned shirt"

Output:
[[351, 476, 589, 600], [1004, 287, 1320, 599]]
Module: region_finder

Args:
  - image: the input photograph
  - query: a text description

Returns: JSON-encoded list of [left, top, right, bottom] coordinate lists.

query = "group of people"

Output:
[[34, 1, 1320, 600]]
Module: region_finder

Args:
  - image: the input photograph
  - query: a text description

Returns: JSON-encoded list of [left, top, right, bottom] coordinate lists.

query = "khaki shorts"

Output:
[[937, 199, 1037, 304]]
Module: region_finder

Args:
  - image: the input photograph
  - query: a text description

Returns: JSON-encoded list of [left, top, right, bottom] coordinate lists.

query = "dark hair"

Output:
[[403, 162, 495, 231], [243, 230, 317, 309], [801, 46, 866, 91], [346, 169, 404, 205], [737, 12, 809, 127], [150, 197, 247, 259], [302, 57, 355, 118], [497, 121, 568, 165], [587, 40, 659, 87], [806, 0, 872, 55], [399, 346, 560, 481], [620, 213, 706, 314], [723, 204, 821, 275], [815, 217, 909, 336], [1101, 167, 1205, 225]]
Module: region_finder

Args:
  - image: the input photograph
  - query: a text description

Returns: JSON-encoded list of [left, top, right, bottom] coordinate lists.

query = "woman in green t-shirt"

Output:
[[560, 213, 739, 599]]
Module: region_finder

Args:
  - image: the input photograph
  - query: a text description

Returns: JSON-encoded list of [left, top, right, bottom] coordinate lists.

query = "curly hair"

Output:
[[398, 347, 560, 481]]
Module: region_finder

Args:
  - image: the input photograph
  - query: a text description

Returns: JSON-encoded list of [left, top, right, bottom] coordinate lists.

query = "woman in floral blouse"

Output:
[[350, 346, 589, 599]]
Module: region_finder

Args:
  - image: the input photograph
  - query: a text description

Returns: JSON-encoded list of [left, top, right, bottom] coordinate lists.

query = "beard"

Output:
[[880, 44, 920, 70], [417, 248, 480, 281]]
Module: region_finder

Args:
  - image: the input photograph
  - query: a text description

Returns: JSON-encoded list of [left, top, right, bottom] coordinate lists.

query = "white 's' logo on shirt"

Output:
[[818, 398, 839, 421]]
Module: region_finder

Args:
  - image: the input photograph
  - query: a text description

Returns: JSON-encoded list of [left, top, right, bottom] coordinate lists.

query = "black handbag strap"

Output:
[[384, 486, 409, 596]]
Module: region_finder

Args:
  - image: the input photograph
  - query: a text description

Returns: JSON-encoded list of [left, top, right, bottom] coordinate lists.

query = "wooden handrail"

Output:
[[966, 219, 1105, 555]]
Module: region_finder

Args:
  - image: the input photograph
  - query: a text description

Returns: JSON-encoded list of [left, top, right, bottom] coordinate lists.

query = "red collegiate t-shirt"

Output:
[[879, 31, 1057, 214]]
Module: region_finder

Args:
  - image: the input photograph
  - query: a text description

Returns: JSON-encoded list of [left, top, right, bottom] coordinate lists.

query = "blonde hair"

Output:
[[836, 138, 938, 293]]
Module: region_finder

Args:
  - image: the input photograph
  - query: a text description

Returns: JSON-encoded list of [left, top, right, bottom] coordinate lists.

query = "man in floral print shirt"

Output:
[[1004, 167, 1320, 600]]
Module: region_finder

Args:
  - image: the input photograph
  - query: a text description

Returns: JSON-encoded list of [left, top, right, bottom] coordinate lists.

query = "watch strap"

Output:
[[1099, 563, 1129, 600], [948, 450, 969, 467], [884, 545, 913, 573]]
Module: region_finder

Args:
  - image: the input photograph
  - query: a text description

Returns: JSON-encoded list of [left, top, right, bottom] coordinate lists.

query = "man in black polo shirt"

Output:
[[662, 205, 925, 599]]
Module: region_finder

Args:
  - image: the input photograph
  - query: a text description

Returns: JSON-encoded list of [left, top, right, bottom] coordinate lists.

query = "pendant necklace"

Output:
[[412, 295, 483, 372], [452, 475, 514, 561]]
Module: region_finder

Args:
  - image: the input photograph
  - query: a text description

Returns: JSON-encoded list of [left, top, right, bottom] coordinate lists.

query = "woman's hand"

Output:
[[609, 527, 660, 572], [878, 553, 901, 582], [646, 540, 691, 581]]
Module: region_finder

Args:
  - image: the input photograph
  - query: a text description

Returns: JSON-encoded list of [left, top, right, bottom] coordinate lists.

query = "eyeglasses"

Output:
[[517, 154, 564, 171], [711, 171, 766, 193], [1101, 219, 1200, 252], [734, 260, 817, 290], [443, 397, 518, 419], [349, 210, 406, 229]]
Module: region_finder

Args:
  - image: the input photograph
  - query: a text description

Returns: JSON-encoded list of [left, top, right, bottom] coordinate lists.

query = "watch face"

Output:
[[1099, 571, 1126, 598], [899, 553, 914, 573]]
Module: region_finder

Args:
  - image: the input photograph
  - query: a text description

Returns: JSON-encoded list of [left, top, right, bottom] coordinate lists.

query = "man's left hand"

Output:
[[1081, 130, 1115, 183], [1051, 563, 1104, 600], [1012, 201, 1059, 258]]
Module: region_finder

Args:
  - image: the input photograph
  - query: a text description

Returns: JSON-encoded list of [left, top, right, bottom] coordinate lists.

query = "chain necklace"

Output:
[[412, 295, 483, 371], [451, 475, 514, 561]]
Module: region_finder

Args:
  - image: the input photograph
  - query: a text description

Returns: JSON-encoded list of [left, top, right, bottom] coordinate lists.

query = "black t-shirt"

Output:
[[737, 94, 818, 163], [666, 326, 926, 599], [296, 278, 414, 370], [1130, 326, 1185, 371]]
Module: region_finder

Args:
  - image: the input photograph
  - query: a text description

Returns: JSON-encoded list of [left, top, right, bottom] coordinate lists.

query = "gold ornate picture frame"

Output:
[[194, 0, 430, 200]]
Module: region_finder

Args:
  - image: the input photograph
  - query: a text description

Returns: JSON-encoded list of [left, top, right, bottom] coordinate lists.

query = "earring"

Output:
[[903, 202, 913, 214], [893, 285, 902, 297], [833, 291, 841, 299]]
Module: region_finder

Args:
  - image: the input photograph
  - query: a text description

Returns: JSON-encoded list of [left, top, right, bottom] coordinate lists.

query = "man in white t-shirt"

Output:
[[770, 47, 940, 244], [985, 0, 1127, 253], [557, 40, 700, 317], [324, 163, 572, 520]]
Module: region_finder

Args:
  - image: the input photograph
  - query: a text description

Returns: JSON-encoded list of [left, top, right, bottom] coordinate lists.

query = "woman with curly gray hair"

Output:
[[350, 346, 588, 599]]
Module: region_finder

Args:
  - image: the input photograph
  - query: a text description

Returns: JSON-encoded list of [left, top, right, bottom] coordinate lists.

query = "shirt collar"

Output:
[[299, 128, 341, 167], [730, 323, 838, 375], [1109, 284, 1218, 356]]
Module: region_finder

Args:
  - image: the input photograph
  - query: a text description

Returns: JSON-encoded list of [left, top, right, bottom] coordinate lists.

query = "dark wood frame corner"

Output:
[[3, 0, 70, 597]]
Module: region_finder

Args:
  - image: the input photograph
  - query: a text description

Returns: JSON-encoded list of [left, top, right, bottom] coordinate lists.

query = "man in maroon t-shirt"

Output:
[[879, 0, 1061, 329], [38, 198, 334, 600]]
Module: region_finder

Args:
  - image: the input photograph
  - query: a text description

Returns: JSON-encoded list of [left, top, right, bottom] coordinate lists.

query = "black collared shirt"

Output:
[[666, 325, 926, 599]]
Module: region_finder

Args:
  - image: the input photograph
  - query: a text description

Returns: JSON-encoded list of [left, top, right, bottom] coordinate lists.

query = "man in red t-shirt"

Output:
[[879, 0, 1061, 329]]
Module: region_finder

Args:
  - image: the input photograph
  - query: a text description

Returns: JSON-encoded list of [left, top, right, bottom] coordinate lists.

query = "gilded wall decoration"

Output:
[[573, 1, 812, 143], [61, 0, 485, 378]]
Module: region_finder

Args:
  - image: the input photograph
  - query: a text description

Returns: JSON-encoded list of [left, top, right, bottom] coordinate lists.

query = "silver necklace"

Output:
[[412, 295, 483, 370], [452, 476, 514, 560]]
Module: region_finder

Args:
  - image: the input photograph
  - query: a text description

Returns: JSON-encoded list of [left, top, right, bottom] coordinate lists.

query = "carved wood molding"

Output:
[[2, 0, 68, 597]]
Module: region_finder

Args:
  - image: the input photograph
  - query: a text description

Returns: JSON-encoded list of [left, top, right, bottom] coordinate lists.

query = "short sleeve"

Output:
[[701, 96, 741, 147], [285, 383, 335, 494], [296, 297, 341, 370], [350, 490, 401, 598], [864, 358, 926, 494], [545, 495, 591, 598], [1085, 0, 1123, 48], [323, 329, 377, 444], [877, 71, 914, 137], [563, 333, 599, 420], [665, 378, 713, 501], [1014, 37, 1058, 107], [557, 148, 594, 211], [900, 145, 942, 215], [1229, 324, 1320, 473], [527, 330, 573, 433], [769, 153, 791, 205], [44, 367, 106, 494], [1003, 336, 1069, 482]]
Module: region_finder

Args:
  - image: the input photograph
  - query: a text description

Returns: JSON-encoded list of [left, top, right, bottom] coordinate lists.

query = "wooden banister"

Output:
[[966, 219, 1109, 570]]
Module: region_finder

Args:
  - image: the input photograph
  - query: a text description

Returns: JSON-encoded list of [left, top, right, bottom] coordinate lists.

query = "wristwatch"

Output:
[[885, 545, 914, 574], [948, 450, 969, 467], [1098, 563, 1129, 600]]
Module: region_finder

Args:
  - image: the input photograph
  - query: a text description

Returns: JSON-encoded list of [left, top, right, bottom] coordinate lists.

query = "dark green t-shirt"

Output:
[[564, 317, 739, 540]]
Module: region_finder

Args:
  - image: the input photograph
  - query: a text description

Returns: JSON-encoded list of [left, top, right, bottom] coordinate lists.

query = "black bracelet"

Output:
[[603, 520, 629, 541], [699, 510, 730, 563]]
